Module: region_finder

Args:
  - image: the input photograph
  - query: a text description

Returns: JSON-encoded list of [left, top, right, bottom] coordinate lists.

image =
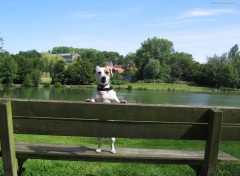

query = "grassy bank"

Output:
[[62, 83, 211, 92], [113, 83, 210, 92], [0, 135, 238, 176]]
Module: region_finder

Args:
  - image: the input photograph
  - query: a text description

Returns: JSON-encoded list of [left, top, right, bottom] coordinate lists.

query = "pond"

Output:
[[1, 87, 240, 107]]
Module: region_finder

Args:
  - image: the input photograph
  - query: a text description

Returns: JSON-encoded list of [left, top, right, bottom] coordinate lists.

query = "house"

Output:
[[60, 52, 80, 64], [105, 61, 125, 80]]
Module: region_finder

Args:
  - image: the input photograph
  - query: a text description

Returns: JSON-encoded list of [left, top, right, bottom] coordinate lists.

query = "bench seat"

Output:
[[2, 142, 239, 165]]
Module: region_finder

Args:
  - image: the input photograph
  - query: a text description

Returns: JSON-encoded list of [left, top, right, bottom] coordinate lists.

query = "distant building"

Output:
[[106, 61, 125, 79], [59, 52, 80, 64]]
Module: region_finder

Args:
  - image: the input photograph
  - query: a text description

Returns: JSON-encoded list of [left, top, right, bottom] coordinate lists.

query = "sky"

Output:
[[0, 0, 239, 63]]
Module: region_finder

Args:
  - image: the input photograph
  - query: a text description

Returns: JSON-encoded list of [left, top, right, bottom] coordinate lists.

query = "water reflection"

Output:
[[0, 87, 240, 107]]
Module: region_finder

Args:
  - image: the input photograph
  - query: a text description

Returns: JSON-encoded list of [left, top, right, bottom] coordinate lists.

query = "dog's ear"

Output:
[[93, 66, 99, 74]]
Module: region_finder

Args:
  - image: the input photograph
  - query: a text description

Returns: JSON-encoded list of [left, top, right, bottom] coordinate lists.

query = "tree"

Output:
[[169, 52, 194, 81], [41, 52, 63, 73], [191, 62, 207, 86], [0, 52, 18, 84], [51, 60, 66, 84], [123, 53, 137, 82], [143, 59, 160, 79], [65, 57, 94, 85], [13, 50, 44, 84], [31, 69, 42, 87], [135, 37, 173, 80], [228, 44, 239, 61], [0, 33, 3, 52], [219, 64, 239, 88], [205, 55, 223, 87]]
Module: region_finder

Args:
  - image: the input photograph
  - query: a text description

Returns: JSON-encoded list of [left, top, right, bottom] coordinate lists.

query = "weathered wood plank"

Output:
[[221, 125, 240, 140], [0, 100, 18, 176], [11, 99, 211, 122], [11, 99, 240, 124], [13, 117, 208, 140], [13, 142, 240, 165], [221, 108, 240, 124]]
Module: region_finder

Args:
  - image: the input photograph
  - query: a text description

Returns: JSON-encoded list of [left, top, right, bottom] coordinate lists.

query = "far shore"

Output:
[[2, 82, 239, 93]]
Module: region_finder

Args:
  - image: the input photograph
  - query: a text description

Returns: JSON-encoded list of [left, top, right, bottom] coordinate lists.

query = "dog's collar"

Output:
[[97, 85, 113, 91]]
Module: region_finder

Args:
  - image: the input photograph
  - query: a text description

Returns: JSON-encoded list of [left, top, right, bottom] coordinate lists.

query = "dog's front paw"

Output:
[[96, 149, 102, 153], [86, 99, 95, 102], [110, 149, 116, 154], [120, 100, 127, 104]]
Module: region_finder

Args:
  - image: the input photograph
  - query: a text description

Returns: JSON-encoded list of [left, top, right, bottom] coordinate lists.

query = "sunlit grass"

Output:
[[0, 134, 236, 176]]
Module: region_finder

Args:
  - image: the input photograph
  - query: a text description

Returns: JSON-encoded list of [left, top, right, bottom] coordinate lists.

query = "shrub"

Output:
[[127, 85, 132, 90], [43, 82, 51, 87], [54, 82, 62, 88], [22, 74, 33, 87]]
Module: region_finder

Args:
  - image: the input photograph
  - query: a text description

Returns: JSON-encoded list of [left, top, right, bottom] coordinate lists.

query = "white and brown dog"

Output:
[[86, 66, 127, 154]]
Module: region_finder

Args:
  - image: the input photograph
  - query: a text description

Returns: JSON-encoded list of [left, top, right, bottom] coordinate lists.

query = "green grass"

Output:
[[115, 83, 210, 92], [77, 82, 210, 92], [39, 73, 210, 92], [0, 135, 238, 176]]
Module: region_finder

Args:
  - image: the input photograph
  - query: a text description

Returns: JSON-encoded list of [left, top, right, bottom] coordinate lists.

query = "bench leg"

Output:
[[0, 100, 18, 176], [203, 109, 223, 176], [189, 165, 203, 176], [17, 158, 27, 176]]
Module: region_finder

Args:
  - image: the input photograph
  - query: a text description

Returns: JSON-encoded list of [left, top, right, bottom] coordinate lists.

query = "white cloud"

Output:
[[181, 9, 237, 18]]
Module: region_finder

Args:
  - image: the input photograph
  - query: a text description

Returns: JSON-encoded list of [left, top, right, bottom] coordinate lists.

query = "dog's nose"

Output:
[[101, 76, 106, 83]]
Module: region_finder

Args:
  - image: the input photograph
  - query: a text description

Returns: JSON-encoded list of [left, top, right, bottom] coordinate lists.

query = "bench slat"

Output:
[[11, 142, 240, 165], [11, 99, 210, 123], [13, 117, 207, 140], [11, 99, 240, 124], [221, 125, 240, 140]]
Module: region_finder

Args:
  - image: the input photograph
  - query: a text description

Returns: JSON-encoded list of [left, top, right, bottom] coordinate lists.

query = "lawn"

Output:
[[115, 83, 210, 92], [0, 135, 238, 176]]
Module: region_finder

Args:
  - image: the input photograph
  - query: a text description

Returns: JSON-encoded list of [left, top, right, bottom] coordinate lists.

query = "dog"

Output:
[[86, 66, 127, 154]]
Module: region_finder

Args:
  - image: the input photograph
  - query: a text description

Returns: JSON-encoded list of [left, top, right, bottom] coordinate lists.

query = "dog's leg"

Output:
[[110, 137, 116, 154], [96, 137, 102, 153]]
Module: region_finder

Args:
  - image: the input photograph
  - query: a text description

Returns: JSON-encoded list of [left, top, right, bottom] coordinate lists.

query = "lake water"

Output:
[[1, 87, 240, 107]]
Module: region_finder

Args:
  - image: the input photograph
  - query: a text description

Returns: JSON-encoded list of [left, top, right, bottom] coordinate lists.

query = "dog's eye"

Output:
[[105, 71, 109, 74], [97, 71, 101, 74]]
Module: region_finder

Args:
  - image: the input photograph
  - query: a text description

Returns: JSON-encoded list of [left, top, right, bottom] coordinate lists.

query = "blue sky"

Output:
[[0, 0, 239, 63]]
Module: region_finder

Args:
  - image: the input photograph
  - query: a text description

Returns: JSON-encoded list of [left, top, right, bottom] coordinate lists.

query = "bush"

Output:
[[127, 85, 132, 90], [22, 74, 33, 87], [43, 82, 51, 87], [54, 82, 62, 88]]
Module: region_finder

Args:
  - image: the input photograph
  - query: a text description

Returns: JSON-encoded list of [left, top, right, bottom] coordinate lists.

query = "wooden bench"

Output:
[[0, 99, 239, 176]]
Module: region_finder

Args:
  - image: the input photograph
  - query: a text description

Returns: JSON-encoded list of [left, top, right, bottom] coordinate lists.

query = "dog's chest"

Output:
[[94, 90, 117, 103]]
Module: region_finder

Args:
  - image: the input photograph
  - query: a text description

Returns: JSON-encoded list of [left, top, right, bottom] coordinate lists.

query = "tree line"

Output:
[[0, 35, 239, 89]]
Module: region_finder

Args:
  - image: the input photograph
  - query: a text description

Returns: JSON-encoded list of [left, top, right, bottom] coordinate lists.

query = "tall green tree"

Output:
[[51, 60, 66, 84], [41, 52, 63, 73], [205, 55, 223, 87], [65, 57, 94, 85], [0, 52, 18, 84], [169, 52, 194, 81], [143, 59, 160, 79], [219, 64, 239, 88], [135, 37, 174, 80], [13, 50, 44, 84]]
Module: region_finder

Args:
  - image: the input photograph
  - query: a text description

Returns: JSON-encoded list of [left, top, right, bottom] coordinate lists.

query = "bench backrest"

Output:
[[7, 99, 239, 141]]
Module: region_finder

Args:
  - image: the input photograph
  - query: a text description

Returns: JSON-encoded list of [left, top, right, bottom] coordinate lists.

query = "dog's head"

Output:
[[94, 66, 114, 86]]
